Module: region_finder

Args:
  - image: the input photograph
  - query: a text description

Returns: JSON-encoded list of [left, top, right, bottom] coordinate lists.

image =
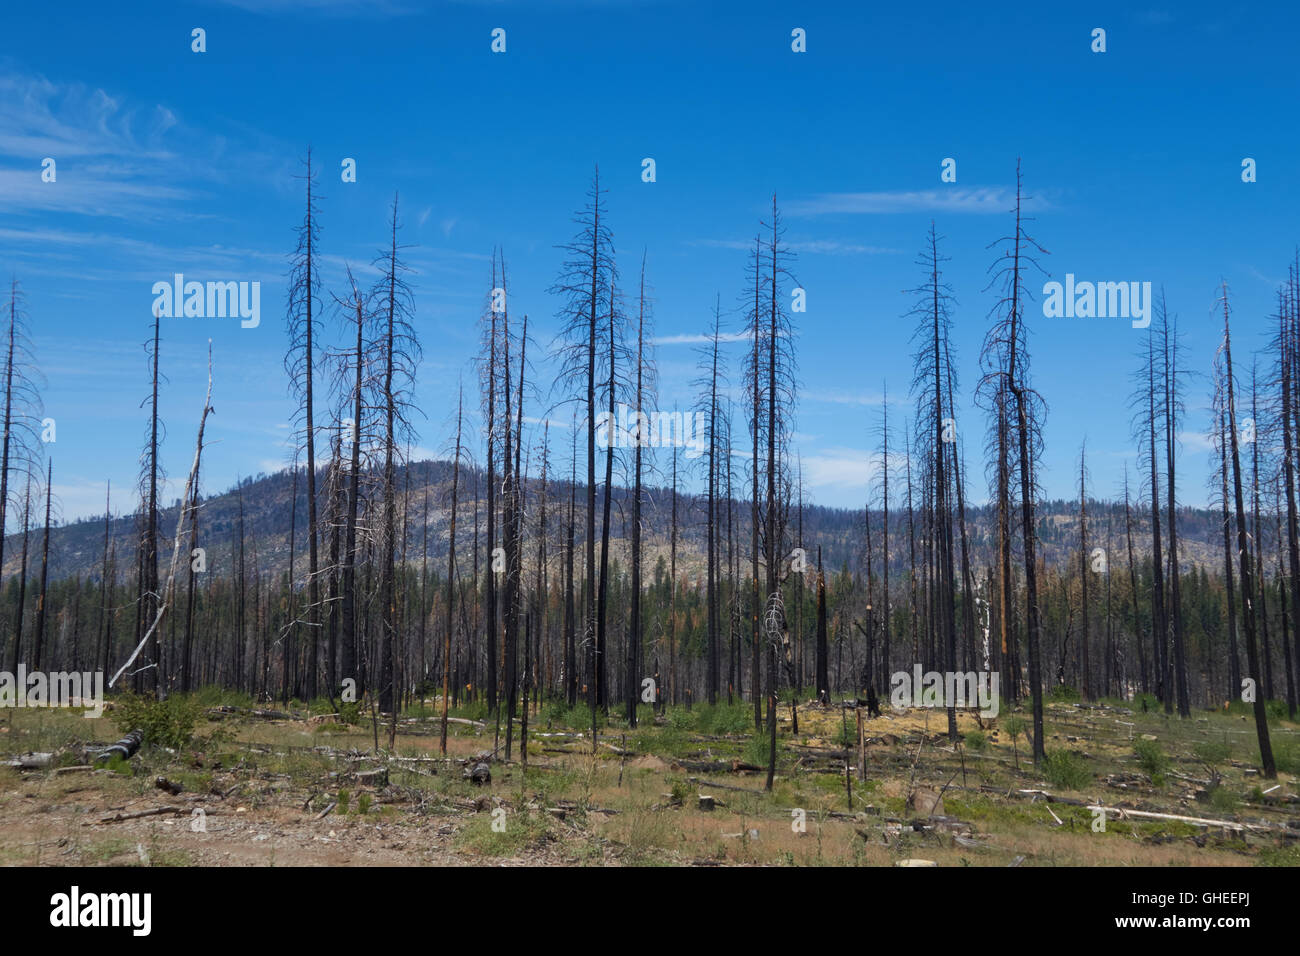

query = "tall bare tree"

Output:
[[0, 279, 43, 672], [551, 170, 617, 721], [981, 162, 1048, 763], [370, 194, 422, 716], [285, 151, 323, 699], [1219, 283, 1276, 777]]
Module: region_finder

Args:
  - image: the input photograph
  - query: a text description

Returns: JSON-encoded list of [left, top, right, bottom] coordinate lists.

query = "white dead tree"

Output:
[[110, 342, 215, 690]]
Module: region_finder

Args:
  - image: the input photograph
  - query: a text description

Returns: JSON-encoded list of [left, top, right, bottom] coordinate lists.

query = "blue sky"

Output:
[[1, 0, 1296, 522]]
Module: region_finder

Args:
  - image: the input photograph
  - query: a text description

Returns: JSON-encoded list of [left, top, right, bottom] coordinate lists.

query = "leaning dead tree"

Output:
[[110, 343, 215, 691]]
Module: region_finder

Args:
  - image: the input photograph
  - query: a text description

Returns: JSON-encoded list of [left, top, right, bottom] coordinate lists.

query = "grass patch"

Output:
[[455, 809, 553, 857], [1043, 750, 1092, 790]]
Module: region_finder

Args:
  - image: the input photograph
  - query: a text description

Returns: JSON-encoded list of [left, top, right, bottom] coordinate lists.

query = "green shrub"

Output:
[[1048, 684, 1080, 703], [1043, 750, 1091, 790], [1193, 740, 1231, 766], [696, 702, 752, 735], [539, 699, 571, 728], [667, 707, 694, 732], [964, 730, 988, 752], [1133, 738, 1169, 782], [833, 717, 857, 749], [1271, 737, 1300, 776], [742, 733, 772, 768], [1209, 786, 1239, 812], [113, 693, 201, 750], [1133, 692, 1160, 713]]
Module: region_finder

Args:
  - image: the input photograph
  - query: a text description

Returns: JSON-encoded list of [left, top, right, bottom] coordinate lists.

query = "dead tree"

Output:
[[981, 161, 1049, 764], [626, 253, 656, 724], [134, 310, 165, 694], [753, 196, 798, 792], [551, 169, 617, 721], [696, 295, 725, 705], [1277, 270, 1300, 714], [333, 271, 368, 700], [441, 384, 465, 754], [370, 194, 422, 716], [0, 280, 43, 671], [1212, 365, 1241, 699], [31, 459, 53, 670], [110, 344, 215, 690], [284, 151, 323, 700], [1159, 295, 1190, 716], [1078, 441, 1091, 698], [909, 222, 959, 741], [1220, 283, 1276, 778]]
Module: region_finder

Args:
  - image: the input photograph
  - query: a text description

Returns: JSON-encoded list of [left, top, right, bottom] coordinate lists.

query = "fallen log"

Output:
[[1086, 805, 1277, 833], [1016, 788, 1089, 807], [5, 752, 54, 770], [671, 759, 764, 774], [94, 730, 143, 764], [685, 776, 766, 795], [207, 705, 296, 721], [98, 806, 185, 824], [154, 776, 184, 795]]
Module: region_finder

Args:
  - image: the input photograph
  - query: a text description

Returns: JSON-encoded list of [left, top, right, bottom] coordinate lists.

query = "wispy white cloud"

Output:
[[1248, 265, 1286, 288], [691, 238, 900, 256], [0, 226, 287, 283], [802, 447, 881, 491], [652, 331, 749, 346], [1177, 429, 1216, 453], [802, 388, 905, 407], [0, 73, 176, 160], [0, 166, 195, 219], [0, 70, 225, 220], [787, 187, 1040, 217]]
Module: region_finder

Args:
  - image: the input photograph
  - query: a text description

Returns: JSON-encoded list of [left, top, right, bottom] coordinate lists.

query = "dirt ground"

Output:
[[2, 696, 1297, 867]]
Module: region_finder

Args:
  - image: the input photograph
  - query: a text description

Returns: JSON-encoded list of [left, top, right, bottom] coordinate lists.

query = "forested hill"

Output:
[[4, 460, 1232, 586]]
